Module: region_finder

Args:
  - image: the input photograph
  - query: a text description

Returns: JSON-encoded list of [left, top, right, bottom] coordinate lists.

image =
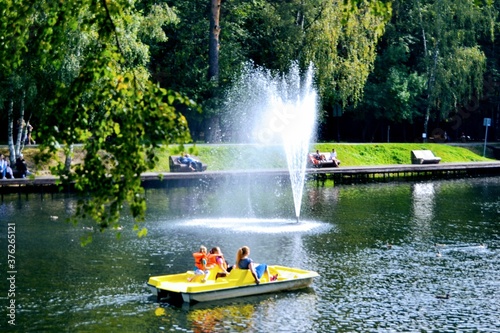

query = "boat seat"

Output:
[[186, 268, 227, 283], [228, 268, 260, 283]]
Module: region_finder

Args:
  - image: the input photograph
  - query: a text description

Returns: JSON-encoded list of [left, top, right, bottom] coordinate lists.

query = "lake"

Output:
[[1, 176, 499, 332]]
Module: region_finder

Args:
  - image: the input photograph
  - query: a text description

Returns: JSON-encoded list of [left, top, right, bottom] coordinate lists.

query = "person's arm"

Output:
[[216, 257, 227, 272], [201, 257, 208, 270], [248, 262, 260, 284]]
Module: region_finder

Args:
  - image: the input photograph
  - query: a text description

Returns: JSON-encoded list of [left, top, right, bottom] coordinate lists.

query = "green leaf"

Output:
[[137, 227, 148, 238]]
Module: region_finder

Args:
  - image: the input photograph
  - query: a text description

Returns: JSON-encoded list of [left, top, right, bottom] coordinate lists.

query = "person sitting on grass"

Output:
[[5, 161, 14, 179], [0, 154, 6, 179], [15, 154, 31, 178]]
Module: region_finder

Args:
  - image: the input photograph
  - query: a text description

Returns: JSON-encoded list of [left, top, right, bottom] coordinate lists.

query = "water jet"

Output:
[[224, 62, 317, 222]]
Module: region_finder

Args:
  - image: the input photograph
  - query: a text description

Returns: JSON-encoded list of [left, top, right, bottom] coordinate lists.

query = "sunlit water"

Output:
[[0, 177, 499, 332]]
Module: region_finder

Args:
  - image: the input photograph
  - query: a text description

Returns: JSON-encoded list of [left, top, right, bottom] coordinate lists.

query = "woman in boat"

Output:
[[208, 247, 229, 279], [235, 246, 277, 285], [190, 245, 211, 282]]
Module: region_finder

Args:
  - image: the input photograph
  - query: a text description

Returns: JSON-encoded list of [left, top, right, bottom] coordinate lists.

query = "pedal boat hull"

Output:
[[147, 265, 319, 303]]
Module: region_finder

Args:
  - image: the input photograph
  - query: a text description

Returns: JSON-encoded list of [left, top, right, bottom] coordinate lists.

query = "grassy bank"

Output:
[[153, 142, 494, 172], [1, 143, 495, 176]]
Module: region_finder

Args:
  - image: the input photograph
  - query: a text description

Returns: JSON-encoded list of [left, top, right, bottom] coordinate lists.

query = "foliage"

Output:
[[303, 0, 392, 107], [150, 0, 393, 138], [356, 25, 427, 124], [2, 0, 195, 236], [347, 0, 496, 140]]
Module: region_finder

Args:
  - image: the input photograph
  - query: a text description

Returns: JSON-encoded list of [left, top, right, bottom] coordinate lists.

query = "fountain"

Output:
[[223, 62, 318, 221]]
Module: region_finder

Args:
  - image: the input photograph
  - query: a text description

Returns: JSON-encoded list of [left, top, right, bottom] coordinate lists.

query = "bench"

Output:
[[169, 155, 207, 172], [307, 152, 340, 168], [411, 150, 441, 164]]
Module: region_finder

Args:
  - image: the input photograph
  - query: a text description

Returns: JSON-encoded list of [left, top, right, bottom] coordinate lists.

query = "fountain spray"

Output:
[[224, 62, 318, 222]]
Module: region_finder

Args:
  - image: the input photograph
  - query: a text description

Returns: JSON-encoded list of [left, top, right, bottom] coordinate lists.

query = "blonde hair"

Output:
[[199, 245, 207, 253], [236, 246, 250, 265]]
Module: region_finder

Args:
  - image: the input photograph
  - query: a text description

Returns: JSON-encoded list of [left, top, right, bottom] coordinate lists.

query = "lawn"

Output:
[[150, 142, 494, 172], [1, 142, 495, 176]]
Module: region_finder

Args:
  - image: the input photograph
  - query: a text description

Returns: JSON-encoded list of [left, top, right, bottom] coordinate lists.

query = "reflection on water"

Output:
[[412, 182, 436, 222], [0, 177, 499, 332], [411, 182, 437, 244], [158, 291, 320, 333], [187, 303, 254, 333]]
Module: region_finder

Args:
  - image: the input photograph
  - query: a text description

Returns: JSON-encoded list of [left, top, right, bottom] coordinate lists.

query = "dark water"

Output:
[[1, 176, 499, 332]]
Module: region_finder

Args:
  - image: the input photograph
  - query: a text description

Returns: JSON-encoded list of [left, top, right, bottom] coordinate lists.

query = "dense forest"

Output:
[[1, 0, 499, 228]]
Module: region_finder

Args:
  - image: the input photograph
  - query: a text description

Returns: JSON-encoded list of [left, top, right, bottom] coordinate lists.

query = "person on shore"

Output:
[[179, 153, 202, 171], [5, 160, 14, 179], [313, 149, 326, 161], [26, 122, 35, 145], [15, 154, 31, 178], [329, 148, 341, 167], [235, 246, 277, 285], [185, 153, 203, 171], [0, 154, 6, 179], [178, 153, 194, 171]]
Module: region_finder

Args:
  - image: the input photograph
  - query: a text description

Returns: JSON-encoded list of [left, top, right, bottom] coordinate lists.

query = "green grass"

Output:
[[151, 142, 494, 172], [2, 143, 495, 175]]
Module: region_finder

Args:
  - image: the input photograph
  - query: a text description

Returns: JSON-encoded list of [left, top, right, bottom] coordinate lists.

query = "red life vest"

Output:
[[193, 252, 207, 270], [209, 253, 225, 267]]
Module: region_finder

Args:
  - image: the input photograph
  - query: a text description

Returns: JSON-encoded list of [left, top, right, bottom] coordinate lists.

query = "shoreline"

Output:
[[2, 161, 500, 196]]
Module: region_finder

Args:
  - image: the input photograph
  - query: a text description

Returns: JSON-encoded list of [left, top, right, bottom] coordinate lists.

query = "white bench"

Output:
[[411, 150, 441, 164]]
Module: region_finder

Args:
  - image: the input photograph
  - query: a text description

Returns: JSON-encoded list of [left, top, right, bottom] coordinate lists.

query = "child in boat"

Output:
[[208, 247, 229, 279], [236, 246, 277, 285], [189, 245, 211, 282]]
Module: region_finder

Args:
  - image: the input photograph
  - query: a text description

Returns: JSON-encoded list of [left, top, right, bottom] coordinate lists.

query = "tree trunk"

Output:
[[205, 116, 222, 143], [7, 97, 16, 166], [208, 0, 221, 81], [423, 45, 439, 142], [65, 144, 73, 172], [15, 90, 26, 156]]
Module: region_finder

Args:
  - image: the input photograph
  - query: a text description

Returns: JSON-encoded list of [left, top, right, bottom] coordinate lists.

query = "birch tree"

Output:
[[412, 0, 489, 137], [1, 0, 193, 237]]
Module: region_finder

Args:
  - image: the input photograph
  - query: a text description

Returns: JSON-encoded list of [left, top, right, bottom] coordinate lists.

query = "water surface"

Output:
[[0, 177, 499, 332]]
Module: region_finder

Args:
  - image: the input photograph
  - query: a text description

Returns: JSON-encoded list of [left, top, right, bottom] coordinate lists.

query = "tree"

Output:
[[406, 0, 489, 138], [351, 12, 428, 141], [148, 0, 394, 142], [1, 0, 194, 240], [303, 0, 392, 108], [347, 0, 494, 141]]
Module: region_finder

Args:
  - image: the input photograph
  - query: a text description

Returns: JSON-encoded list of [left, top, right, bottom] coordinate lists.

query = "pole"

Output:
[[483, 125, 489, 157], [483, 118, 491, 157]]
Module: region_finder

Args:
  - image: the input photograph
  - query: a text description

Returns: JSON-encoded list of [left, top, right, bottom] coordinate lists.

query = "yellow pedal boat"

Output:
[[147, 265, 319, 304]]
